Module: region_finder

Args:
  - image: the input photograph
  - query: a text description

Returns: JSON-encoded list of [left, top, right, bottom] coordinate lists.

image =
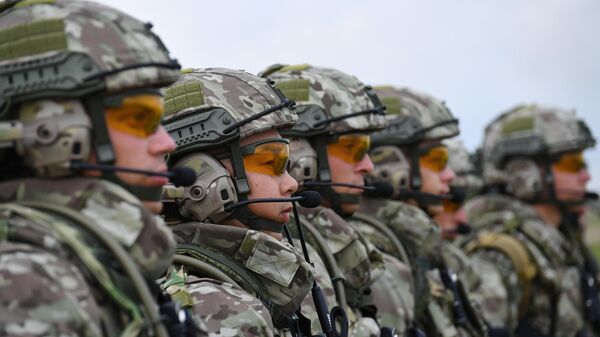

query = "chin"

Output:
[[341, 203, 359, 215]]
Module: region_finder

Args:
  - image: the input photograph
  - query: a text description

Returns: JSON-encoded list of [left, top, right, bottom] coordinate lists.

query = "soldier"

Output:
[[462, 104, 598, 336], [159, 68, 322, 337], [0, 0, 201, 336], [434, 138, 483, 240], [356, 86, 508, 337], [263, 64, 417, 337]]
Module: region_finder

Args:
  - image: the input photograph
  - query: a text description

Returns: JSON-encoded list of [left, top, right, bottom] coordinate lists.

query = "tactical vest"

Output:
[[167, 221, 314, 336], [464, 194, 589, 337], [0, 201, 172, 337], [356, 199, 488, 337]]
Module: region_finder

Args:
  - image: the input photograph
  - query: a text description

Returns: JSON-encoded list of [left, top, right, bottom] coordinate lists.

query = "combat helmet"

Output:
[[261, 64, 386, 210], [369, 86, 459, 203], [445, 138, 483, 203], [0, 0, 180, 200], [482, 103, 595, 201], [161, 67, 297, 231]]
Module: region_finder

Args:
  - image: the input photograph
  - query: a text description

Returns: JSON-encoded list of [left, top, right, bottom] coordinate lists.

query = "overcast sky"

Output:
[[99, 0, 600, 190]]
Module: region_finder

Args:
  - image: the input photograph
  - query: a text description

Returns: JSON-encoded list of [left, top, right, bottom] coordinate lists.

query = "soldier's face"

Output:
[[552, 151, 591, 214], [105, 94, 176, 214], [327, 137, 375, 215], [418, 143, 455, 215], [221, 130, 299, 239]]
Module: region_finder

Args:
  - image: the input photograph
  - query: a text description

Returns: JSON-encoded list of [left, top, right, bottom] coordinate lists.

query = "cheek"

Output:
[[108, 128, 145, 165], [419, 167, 439, 193], [247, 172, 279, 199], [328, 155, 357, 183]]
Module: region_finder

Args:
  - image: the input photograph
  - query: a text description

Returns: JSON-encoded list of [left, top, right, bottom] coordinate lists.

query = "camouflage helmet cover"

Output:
[[0, 0, 180, 110], [483, 103, 595, 169], [162, 67, 297, 159], [444, 137, 483, 198], [263, 64, 386, 136], [371, 86, 459, 147]]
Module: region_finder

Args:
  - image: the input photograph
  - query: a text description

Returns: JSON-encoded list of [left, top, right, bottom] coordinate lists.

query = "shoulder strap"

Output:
[[349, 212, 412, 270], [0, 201, 164, 337], [465, 231, 537, 317]]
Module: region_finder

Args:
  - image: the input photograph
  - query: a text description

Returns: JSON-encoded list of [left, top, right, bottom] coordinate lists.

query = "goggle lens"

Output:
[[419, 145, 449, 172], [243, 141, 290, 176], [327, 134, 371, 164], [553, 151, 587, 173], [105, 94, 164, 138]]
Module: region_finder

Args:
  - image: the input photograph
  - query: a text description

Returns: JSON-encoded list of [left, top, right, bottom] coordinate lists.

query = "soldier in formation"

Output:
[[1, 1, 599, 337]]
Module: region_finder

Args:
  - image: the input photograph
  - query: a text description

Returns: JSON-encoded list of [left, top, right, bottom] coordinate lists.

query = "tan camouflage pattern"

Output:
[[297, 241, 339, 334], [482, 104, 595, 191], [371, 86, 459, 145], [264, 64, 387, 134], [185, 277, 275, 337], [444, 138, 483, 196], [358, 198, 497, 337], [369, 252, 415, 334], [298, 205, 380, 290], [464, 193, 589, 336], [0, 178, 178, 336], [169, 221, 314, 330], [296, 205, 386, 337], [162, 68, 297, 141], [0, 0, 179, 95]]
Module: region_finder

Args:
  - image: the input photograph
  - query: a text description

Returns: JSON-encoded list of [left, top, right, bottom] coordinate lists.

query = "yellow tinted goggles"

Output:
[[553, 151, 587, 173], [105, 94, 164, 138], [242, 139, 290, 176], [419, 145, 449, 172], [327, 134, 371, 164]]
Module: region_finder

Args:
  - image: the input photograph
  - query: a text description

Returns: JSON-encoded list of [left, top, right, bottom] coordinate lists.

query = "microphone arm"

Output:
[[69, 161, 196, 187], [224, 196, 305, 212]]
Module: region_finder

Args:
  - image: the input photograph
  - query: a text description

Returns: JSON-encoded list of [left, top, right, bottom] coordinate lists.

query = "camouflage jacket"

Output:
[[346, 214, 416, 334], [463, 194, 595, 337], [0, 178, 183, 337], [357, 198, 496, 337], [168, 221, 315, 337], [295, 205, 385, 337]]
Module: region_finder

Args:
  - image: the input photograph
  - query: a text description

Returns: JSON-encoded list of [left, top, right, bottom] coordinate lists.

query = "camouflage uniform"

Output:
[[462, 104, 598, 337], [0, 1, 194, 336], [357, 86, 509, 337], [264, 64, 416, 336], [160, 68, 320, 337]]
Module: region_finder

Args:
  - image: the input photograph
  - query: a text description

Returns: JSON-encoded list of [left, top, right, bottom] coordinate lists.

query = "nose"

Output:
[[282, 171, 299, 196], [579, 168, 591, 184], [440, 166, 456, 184], [356, 154, 375, 175], [149, 126, 177, 156]]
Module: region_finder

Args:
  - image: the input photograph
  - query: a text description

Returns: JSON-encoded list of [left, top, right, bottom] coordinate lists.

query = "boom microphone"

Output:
[[224, 191, 322, 212], [69, 161, 197, 187], [303, 181, 394, 198]]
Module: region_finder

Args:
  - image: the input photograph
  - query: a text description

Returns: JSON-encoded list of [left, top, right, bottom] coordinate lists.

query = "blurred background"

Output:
[[100, 0, 600, 246]]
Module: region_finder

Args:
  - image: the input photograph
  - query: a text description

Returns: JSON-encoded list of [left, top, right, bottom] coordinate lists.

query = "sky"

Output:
[[99, 0, 600, 190]]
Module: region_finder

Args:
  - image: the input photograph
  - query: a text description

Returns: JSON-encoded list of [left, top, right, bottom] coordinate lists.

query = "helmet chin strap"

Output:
[[227, 140, 288, 233], [311, 136, 361, 217]]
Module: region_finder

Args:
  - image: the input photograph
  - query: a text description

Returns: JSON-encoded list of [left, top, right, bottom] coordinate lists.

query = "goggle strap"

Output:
[[314, 136, 332, 182], [414, 119, 459, 136], [85, 93, 115, 164]]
